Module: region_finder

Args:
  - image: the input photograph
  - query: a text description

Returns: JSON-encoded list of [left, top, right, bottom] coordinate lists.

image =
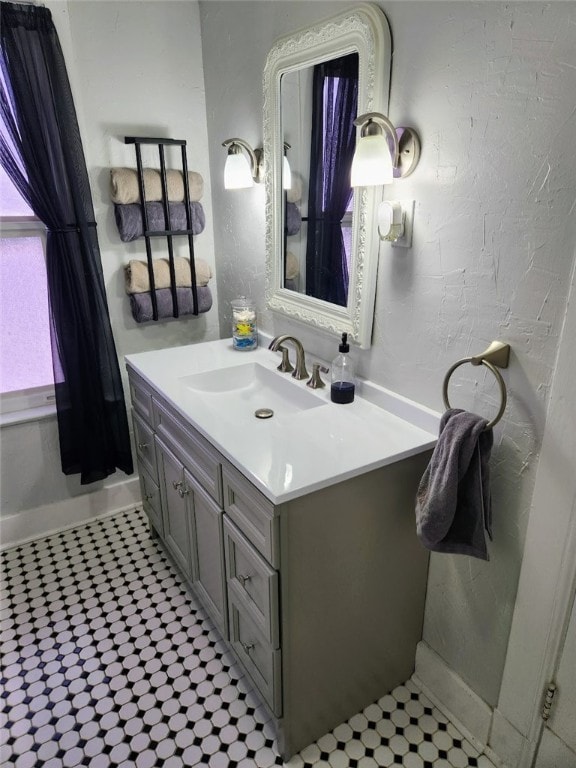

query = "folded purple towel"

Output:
[[114, 201, 205, 242], [415, 408, 493, 561], [286, 202, 301, 236], [129, 286, 212, 323]]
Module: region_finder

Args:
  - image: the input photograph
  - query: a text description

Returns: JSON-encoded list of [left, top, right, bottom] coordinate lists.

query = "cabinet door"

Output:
[[154, 399, 223, 505], [228, 598, 282, 717], [138, 461, 163, 536], [156, 437, 191, 576], [133, 410, 158, 483], [186, 469, 227, 636], [128, 369, 155, 423], [224, 516, 279, 647], [223, 464, 279, 567]]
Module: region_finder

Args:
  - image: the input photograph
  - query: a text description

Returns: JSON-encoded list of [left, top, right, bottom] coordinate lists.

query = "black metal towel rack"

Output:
[[125, 136, 198, 321]]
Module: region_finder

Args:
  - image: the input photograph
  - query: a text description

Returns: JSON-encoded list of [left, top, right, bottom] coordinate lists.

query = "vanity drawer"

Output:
[[229, 598, 282, 717], [129, 370, 155, 424], [224, 517, 279, 648], [153, 399, 222, 506], [138, 463, 163, 536], [223, 464, 279, 568], [133, 410, 157, 482]]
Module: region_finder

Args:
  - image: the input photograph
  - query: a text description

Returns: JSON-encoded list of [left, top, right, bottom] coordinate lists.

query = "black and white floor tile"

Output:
[[0, 509, 498, 768]]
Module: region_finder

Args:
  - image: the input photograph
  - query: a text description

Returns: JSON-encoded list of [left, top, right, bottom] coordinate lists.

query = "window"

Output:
[[0, 159, 55, 416]]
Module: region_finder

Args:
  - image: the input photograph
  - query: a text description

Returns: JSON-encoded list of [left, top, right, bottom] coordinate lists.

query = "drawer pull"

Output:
[[138, 441, 149, 450], [241, 641, 255, 654], [237, 574, 252, 587]]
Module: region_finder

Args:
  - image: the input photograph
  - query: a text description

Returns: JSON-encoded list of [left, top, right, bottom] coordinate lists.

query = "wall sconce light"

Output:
[[222, 138, 263, 189], [283, 142, 292, 191], [351, 112, 421, 187]]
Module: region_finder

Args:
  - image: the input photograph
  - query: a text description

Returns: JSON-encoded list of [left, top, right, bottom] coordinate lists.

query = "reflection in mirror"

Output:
[[282, 54, 358, 307], [264, 4, 391, 348]]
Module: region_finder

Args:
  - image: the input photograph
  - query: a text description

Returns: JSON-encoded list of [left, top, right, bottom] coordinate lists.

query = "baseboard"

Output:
[[414, 641, 494, 752], [489, 709, 530, 768], [0, 476, 141, 550], [536, 722, 576, 767]]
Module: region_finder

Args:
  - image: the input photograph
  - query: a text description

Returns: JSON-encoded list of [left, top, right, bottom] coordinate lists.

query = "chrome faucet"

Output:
[[269, 335, 309, 380]]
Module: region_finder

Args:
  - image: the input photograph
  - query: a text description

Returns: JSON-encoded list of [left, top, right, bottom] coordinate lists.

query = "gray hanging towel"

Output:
[[415, 408, 493, 561]]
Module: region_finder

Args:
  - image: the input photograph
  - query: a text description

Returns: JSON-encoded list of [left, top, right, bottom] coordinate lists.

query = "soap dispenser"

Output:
[[330, 332, 355, 404]]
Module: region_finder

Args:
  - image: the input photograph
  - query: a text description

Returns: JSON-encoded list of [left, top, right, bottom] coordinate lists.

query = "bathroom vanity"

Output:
[[125, 339, 438, 759]]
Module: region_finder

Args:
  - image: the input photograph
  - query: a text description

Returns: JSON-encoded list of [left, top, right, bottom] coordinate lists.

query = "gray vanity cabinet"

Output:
[[222, 453, 431, 759], [127, 365, 431, 761]]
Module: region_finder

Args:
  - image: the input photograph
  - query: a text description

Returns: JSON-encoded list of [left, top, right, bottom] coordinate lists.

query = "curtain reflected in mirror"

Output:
[[282, 53, 358, 307]]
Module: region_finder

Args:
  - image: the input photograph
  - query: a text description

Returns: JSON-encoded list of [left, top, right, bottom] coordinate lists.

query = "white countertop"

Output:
[[126, 338, 439, 505]]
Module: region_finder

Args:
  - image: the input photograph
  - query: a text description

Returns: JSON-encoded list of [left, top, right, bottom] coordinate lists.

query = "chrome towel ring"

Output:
[[442, 341, 510, 430]]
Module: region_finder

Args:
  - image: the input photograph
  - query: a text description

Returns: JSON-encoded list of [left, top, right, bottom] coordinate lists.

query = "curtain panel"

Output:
[[0, 2, 133, 484], [305, 53, 358, 307]]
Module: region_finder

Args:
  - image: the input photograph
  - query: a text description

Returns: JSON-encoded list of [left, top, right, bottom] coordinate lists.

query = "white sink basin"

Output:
[[127, 338, 440, 502], [180, 362, 325, 417]]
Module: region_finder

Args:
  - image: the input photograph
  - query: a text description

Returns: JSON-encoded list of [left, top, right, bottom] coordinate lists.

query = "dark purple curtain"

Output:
[[305, 53, 358, 306], [0, 3, 133, 484]]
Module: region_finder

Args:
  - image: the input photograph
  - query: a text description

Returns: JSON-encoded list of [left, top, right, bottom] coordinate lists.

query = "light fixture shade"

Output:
[[282, 155, 292, 191], [224, 152, 254, 189], [351, 133, 394, 187]]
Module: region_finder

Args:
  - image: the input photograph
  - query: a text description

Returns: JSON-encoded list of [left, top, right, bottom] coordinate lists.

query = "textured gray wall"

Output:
[[199, 0, 576, 706]]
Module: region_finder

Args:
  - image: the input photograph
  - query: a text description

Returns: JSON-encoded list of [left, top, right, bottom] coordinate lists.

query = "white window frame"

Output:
[[0, 215, 56, 424]]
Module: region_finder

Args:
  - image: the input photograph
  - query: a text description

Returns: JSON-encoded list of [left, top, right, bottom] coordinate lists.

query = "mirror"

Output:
[[264, 4, 391, 348]]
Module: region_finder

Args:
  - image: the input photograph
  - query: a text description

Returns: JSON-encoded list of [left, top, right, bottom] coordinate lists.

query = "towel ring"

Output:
[[442, 357, 507, 430]]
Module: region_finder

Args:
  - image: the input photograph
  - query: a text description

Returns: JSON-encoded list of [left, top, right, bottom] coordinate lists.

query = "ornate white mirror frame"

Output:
[[263, 3, 391, 349]]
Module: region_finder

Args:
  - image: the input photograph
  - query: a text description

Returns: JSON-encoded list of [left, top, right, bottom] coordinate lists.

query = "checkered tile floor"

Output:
[[0, 509, 497, 767]]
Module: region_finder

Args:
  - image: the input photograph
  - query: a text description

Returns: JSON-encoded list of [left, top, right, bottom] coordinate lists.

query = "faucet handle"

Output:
[[276, 346, 294, 373], [306, 362, 329, 389]]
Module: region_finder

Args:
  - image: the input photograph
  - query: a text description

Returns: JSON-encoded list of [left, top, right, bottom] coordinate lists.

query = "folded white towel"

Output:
[[111, 167, 204, 204], [286, 172, 303, 204], [285, 251, 299, 280], [125, 257, 212, 294]]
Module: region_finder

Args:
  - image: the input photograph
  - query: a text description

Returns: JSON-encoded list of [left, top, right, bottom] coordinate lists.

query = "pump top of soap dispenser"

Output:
[[339, 332, 349, 353]]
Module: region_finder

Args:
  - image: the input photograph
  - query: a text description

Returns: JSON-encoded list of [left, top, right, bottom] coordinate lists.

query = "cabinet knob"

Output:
[[241, 641, 255, 655], [144, 492, 154, 502], [237, 574, 252, 587], [172, 480, 183, 490], [178, 485, 190, 498], [138, 442, 149, 450]]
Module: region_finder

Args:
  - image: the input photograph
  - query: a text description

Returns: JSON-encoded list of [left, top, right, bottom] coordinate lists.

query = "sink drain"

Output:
[[255, 408, 274, 419]]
